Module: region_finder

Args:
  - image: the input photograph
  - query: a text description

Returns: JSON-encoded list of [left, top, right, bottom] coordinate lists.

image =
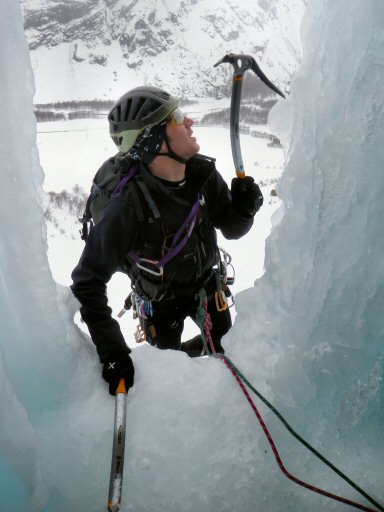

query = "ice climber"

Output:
[[71, 86, 263, 394]]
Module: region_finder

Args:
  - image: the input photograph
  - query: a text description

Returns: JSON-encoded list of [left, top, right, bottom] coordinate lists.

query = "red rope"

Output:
[[198, 291, 379, 512], [202, 295, 216, 354], [221, 356, 379, 512]]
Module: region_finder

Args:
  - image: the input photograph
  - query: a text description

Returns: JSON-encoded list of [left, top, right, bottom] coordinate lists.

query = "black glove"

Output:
[[231, 176, 263, 217], [102, 351, 134, 395]]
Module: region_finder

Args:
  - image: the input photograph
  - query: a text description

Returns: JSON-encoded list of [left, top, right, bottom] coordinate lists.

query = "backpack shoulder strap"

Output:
[[113, 165, 161, 223], [127, 179, 146, 223], [134, 176, 161, 221]]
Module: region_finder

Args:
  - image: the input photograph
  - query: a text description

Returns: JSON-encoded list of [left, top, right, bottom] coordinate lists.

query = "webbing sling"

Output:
[[128, 195, 201, 276]]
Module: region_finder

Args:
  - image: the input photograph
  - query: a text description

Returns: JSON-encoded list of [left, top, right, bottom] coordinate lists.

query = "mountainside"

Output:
[[21, 0, 305, 103]]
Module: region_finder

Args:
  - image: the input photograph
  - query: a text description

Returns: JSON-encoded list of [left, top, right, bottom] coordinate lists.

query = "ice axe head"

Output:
[[214, 53, 285, 98], [214, 53, 285, 178]]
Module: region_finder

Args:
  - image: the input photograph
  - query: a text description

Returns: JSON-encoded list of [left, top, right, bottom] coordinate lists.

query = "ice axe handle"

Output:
[[107, 379, 128, 512], [215, 55, 251, 177], [231, 75, 245, 179]]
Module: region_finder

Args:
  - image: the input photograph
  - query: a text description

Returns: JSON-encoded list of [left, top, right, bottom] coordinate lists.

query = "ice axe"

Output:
[[214, 53, 285, 178], [107, 379, 128, 512]]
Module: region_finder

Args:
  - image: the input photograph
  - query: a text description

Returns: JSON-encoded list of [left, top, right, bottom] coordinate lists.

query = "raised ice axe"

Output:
[[214, 53, 285, 178]]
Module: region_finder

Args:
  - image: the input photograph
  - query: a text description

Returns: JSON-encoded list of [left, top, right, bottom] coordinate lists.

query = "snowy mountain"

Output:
[[21, 0, 305, 103]]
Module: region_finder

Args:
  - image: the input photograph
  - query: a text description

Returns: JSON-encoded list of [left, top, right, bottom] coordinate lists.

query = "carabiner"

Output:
[[215, 290, 228, 312], [136, 258, 164, 277]]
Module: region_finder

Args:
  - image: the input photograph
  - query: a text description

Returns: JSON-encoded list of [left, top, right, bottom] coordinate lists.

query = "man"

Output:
[[71, 85, 263, 395]]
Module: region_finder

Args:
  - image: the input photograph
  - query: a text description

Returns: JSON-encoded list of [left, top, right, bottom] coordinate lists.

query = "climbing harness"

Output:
[[194, 290, 384, 512], [119, 245, 236, 345]]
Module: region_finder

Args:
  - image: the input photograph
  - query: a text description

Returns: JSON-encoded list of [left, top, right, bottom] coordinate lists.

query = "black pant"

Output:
[[140, 275, 232, 353]]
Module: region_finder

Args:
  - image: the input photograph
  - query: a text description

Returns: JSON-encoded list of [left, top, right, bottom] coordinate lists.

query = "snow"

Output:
[[22, 0, 305, 102], [1, 0, 384, 511]]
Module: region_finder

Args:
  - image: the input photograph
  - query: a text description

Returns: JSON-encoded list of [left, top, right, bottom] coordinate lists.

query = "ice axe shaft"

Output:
[[107, 379, 128, 512], [214, 53, 285, 178]]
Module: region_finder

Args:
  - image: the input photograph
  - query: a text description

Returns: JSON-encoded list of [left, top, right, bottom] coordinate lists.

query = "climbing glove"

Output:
[[102, 351, 134, 395], [231, 176, 263, 217]]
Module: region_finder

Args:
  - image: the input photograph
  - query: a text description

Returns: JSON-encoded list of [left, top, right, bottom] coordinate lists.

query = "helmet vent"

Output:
[[132, 97, 147, 121], [116, 104, 121, 122], [157, 91, 170, 100], [123, 98, 132, 122]]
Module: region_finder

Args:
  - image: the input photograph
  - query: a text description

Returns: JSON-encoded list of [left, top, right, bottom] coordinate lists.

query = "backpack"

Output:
[[79, 154, 142, 241]]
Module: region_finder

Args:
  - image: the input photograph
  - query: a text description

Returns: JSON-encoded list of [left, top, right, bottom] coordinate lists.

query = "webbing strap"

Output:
[[113, 164, 139, 194], [134, 177, 161, 220], [129, 194, 201, 272], [158, 195, 200, 267]]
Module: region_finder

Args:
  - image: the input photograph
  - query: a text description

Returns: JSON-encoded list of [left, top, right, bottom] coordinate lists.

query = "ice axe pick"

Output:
[[214, 53, 285, 178]]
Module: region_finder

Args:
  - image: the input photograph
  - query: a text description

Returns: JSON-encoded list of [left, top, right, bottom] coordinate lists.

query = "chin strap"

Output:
[[157, 130, 189, 164]]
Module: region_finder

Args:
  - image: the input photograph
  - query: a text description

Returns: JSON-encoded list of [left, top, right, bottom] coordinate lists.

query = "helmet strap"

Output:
[[157, 130, 189, 164]]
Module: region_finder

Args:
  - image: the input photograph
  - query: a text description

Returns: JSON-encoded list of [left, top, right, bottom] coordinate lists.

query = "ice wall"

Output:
[[233, 0, 384, 500], [0, 0, 72, 410], [1, 0, 383, 511], [0, 0, 70, 509], [0, 1, 96, 510]]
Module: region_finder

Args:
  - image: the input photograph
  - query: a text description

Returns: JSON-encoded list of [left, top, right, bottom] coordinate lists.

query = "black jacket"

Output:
[[71, 154, 254, 362]]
